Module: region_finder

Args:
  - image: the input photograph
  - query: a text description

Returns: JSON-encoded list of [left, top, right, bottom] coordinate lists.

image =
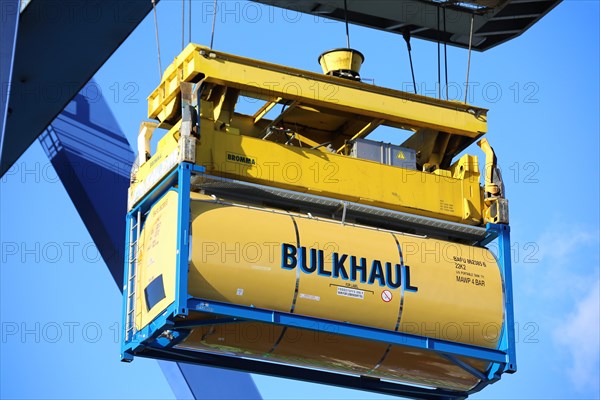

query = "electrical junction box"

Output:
[[351, 138, 417, 170]]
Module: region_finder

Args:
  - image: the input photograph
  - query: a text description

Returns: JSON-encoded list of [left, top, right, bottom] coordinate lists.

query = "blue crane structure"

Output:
[[36, 79, 263, 399], [2, 2, 261, 396]]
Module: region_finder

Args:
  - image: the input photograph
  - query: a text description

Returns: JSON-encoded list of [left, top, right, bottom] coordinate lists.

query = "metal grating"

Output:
[[191, 174, 487, 242]]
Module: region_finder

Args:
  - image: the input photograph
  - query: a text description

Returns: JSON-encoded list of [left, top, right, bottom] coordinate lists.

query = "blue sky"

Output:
[[1, 1, 599, 399]]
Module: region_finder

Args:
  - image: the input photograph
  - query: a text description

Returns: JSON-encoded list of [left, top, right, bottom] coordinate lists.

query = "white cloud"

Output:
[[518, 227, 599, 298], [536, 228, 598, 266], [554, 280, 600, 393]]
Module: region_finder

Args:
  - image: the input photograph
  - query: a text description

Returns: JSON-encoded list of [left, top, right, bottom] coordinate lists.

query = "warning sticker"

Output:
[[381, 290, 393, 302], [299, 293, 321, 301], [337, 287, 365, 300]]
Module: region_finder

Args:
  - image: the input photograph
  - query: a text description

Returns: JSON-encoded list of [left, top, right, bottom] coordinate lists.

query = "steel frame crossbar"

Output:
[[121, 162, 516, 400]]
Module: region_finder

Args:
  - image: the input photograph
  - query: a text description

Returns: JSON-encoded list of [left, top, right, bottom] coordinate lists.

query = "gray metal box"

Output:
[[350, 138, 417, 170]]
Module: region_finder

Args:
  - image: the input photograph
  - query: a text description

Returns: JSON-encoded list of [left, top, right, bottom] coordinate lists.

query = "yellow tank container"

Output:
[[136, 191, 504, 391]]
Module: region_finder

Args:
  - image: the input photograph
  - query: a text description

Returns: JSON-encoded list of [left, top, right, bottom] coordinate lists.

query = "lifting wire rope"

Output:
[[443, 6, 449, 100], [464, 13, 474, 103], [403, 29, 417, 95], [344, 0, 350, 48], [151, 0, 162, 81], [181, 0, 193, 51], [437, 6, 441, 99], [210, 0, 218, 49]]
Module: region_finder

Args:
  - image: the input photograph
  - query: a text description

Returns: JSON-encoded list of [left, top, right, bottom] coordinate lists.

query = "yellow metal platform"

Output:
[[129, 44, 506, 227]]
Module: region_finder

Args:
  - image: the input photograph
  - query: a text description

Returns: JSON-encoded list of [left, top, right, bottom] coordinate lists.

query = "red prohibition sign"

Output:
[[381, 290, 393, 302]]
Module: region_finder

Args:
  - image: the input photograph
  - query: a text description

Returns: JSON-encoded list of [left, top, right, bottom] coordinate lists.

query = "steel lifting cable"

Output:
[[188, 0, 192, 43], [181, 0, 191, 49], [344, 0, 350, 48], [443, 6, 449, 100], [151, 0, 162, 80], [210, 0, 218, 49], [464, 13, 474, 103], [437, 6, 441, 99], [181, 0, 185, 51], [403, 29, 417, 95]]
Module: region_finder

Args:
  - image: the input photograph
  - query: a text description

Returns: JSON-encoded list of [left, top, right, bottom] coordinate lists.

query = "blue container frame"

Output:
[[121, 162, 516, 400]]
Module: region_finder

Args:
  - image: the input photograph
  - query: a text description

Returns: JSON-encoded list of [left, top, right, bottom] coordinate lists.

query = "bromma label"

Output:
[[281, 243, 418, 292], [226, 152, 256, 165]]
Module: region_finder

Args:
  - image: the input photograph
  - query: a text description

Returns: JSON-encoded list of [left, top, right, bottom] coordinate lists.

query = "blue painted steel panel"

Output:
[[39, 84, 134, 285], [0, 0, 19, 153], [175, 163, 194, 317], [178, 362, 262, 400], [1, 0, 159, 177], [39, 82, 262, 400], [158, 362, 195, 399]]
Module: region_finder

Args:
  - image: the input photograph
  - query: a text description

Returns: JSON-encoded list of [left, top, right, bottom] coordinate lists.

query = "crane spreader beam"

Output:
[[148, 44, 488, 138]]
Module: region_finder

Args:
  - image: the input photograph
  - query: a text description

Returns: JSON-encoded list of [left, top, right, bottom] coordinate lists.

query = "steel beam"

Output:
[[37, 80, 262, 400], [249, 0, 561, 51], [1, 0, 158, 177], [149, 45, 488, 137], [0, 0, 19, 152]]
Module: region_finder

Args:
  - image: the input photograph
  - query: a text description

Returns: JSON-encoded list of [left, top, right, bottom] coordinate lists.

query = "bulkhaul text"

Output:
[[281, 243, 418, 292]]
